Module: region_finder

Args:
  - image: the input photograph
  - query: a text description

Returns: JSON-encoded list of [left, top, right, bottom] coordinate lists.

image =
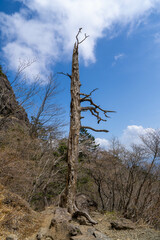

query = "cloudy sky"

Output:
[[0, 0, 160, 148]]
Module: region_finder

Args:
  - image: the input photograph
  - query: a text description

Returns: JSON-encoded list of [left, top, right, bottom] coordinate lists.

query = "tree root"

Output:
[[72, 210, 97, 225], [59, 191, 97, 225]]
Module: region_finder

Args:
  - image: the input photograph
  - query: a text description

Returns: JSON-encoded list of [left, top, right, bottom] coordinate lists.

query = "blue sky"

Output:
[[0, 0, 160, 148]]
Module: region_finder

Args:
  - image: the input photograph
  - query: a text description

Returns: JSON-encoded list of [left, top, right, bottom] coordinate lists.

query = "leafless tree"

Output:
[[133, 130, 160, 209], [59, 29, 113, 224], [10, 59, 40, 110], [29, 73, 64, 139], [0, 60, 39, 129]]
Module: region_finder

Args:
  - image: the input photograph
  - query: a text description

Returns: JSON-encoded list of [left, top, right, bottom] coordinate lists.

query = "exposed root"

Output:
[[58, 194, 97, 225], [72, 210, 97, 225]]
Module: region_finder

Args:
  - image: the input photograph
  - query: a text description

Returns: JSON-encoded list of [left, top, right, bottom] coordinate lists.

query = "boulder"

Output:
[[51, 207, 72, 225], [70, 228, 111, 240], [75, 194, 97, 213], [110, 218, 135, 230], [68, 224, 82, 236]]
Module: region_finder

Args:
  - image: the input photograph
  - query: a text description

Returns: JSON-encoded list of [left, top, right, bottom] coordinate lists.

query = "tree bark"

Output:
[[65, 42, 81, 214], [59, 29, 110, 225]]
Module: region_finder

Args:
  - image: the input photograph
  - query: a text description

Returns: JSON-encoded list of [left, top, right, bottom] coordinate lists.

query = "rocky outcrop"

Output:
[[28, 207, 111, 240], [1, 185, 160, 240], [0, 75, 29, 128], [110, 218, 135, 230]]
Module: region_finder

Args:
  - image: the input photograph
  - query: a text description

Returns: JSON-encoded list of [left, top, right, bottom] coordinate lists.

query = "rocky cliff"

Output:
[[0, 74, 29, 127]]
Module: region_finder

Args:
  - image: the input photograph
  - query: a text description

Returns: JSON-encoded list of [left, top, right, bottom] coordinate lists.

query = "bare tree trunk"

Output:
[[66, 42, 81, 214], [59, 29, 111, 224]]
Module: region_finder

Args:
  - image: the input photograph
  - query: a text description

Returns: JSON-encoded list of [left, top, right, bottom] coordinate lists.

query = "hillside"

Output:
[[0, 70, 160, 240], [0, 183, 160, 240], [0, 183, 40, 239]]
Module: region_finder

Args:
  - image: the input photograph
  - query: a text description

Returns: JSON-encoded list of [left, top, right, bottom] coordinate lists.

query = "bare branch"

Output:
[[57, 72, 71, 79], [11, 58, 36, 85], [30, 73, 63, 138], [76, 28, 82, 42], [76, 28, 89, 46], [78, 34, 89, 44], [81, 106, 107, 124], [81, 126, 109, 133], [80, 91, 115, 123], [81, 98, 113, 114], [80, 88, 98, 100]]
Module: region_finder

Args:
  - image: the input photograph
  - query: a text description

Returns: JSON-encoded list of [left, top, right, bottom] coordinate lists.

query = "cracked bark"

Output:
[[59, 29, 112, 225], [66, 41, 81, 214]]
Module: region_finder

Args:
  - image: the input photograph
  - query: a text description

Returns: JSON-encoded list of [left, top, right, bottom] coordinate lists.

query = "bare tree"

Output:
[[10, 59, 40, 110], [30, 73, 64, 139], [0, 60, 39, 128], [134, 130, 160, 207], [59, 29, 113, 224]]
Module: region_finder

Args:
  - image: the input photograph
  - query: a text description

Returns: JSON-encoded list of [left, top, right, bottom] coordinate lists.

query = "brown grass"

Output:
[[0, 183, 41, 240]]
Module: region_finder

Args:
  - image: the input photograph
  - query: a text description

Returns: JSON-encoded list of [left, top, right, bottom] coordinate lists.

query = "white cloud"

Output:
[[120, 125, 154, 148], [0, 0, 160, 81], [95, 138, 110, 150], [95, 125, 155, 150], [114, 53, 125, 61], [154, 32, 160, 43], [112, 53, 125, 66]]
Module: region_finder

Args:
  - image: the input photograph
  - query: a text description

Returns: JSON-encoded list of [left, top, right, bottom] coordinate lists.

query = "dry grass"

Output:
[[0, 183, 41, 240], [92, 211, 160, 240]]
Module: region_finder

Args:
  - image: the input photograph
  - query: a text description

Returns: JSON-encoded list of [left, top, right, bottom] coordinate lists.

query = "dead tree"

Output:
[[60, 29, 113, 224]]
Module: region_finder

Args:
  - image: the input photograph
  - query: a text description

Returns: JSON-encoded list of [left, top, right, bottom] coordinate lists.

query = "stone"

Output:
[[70, 227, 111, 240], [93, 231, 112, 240], [36, 230, 54, 240], [75, 194, 97, 213], [53, 207, 72, 224], [70, 236, 95, 240], [77, 216, 89, 225], [110, 218, 135, 230], [6, 235, 18, 240], [68, 224, 82, 236], [87, 227, 95, 235]]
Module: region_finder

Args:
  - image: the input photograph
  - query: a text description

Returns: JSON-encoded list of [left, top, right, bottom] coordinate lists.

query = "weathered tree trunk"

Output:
[[66, 42, 81, 214], [59, 29, 111, 224]]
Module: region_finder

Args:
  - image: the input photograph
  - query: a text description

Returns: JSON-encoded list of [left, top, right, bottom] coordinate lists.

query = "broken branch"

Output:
[[81, 106, 107, 124], [57, 72, 71, 79], [80, 88, 98, 100], [81, 126, 109, 133], [76, 28, 89, 46]]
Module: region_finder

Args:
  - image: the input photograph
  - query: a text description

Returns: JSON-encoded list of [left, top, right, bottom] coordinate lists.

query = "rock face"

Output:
[[0, 75, 29, 127]]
